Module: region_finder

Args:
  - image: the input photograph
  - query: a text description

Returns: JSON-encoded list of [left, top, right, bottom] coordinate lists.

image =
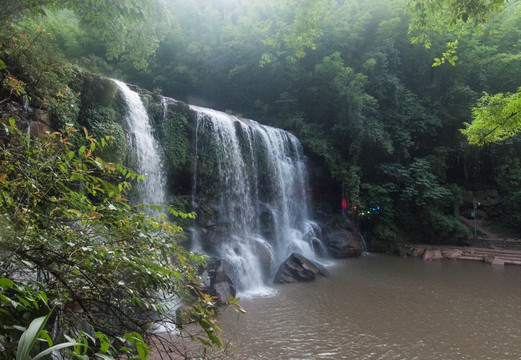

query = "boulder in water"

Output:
[[273, 252, 329, 284], [250, 239, 273, 278], [214, 282, 236, 303], [323, 229, 364, 258]]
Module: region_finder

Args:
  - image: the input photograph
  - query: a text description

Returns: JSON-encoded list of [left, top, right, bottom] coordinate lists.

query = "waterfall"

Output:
[[190, 106, 322, 296], [113, 80, 167, 208], [110, 84, 323, 296]]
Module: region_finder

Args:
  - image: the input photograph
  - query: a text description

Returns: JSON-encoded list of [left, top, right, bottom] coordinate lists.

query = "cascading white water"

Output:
[[111, 86, 322, 296], [190, 106, 323, 296], [114, 85, 181, 333], [114, 80, 167, 208]]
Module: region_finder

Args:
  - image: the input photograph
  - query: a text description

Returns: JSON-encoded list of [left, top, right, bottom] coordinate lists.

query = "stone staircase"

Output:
[[441, 246, 521, 266]]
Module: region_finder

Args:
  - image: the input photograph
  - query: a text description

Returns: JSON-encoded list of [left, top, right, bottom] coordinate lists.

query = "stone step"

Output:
[[411, 245, 521, 266], [471, 251, 521, 258], [505, 260, 521, 266], [472, 251, 521, 260], [441, 247, 521, 257], [457, 255, 485, 261], [442, 250, 521, 261]]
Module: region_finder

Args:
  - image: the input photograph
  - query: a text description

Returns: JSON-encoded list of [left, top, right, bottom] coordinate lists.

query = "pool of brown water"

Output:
[[218, 254, 521, 359]]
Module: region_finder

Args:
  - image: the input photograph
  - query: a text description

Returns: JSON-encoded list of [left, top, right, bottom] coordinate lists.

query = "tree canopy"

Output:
[[1, 0, 169, 69], [404, 0, 521, 144]]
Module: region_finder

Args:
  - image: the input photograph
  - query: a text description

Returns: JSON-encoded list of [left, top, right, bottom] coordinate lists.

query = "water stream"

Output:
[[114, 80, 167, 208]]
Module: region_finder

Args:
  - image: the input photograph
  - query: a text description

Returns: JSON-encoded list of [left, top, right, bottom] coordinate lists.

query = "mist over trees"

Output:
[[1, 0, 520, 356], [108, 0, 521, 242], [5, 0, 519, 241]]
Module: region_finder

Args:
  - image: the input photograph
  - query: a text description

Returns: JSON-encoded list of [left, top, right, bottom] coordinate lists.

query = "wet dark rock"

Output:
[[213, 282, 236, 304], [200, 258, 236, 305], [273, 252, 329, 284], [250, 239, 272, 277], [34, 109, 50, 126], [323, 229, 364, 258], [319, 215, 364, 257], [29, 121, 49, 136], [204, 258, 234, 285]]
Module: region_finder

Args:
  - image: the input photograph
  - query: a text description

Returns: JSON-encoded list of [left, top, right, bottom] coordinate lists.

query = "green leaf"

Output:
[[39, 330, 53, 348], [0, 278, 14, 289], [32, 341, 87, 360], [0, 59, 6, 71], [94, 353, 115, 360], [197, 338, 212, 347], [68, 208, 80, 215], [96, 332, 111, 353], [16, 313, 51, 360], [74, 336, 88, 355], [207, 332, 221, 348]]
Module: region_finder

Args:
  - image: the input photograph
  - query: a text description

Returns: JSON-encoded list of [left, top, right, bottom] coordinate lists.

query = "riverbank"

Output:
[[401, 243, 521, 266]]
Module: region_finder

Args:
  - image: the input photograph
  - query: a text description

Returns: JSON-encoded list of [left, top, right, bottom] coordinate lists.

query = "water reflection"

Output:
[[219, 254, 521, 359]]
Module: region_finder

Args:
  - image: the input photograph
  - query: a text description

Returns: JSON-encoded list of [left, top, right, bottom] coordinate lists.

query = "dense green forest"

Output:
[[44, 0, 521, 243], [3, 0, 520, 242], [1, 0, 521, 358]]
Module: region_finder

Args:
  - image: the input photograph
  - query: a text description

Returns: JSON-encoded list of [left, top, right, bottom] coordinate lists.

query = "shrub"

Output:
[[0, 120, 223, 359]]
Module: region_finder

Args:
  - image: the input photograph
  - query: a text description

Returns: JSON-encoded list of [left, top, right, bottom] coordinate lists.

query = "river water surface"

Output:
[[218, 254, 521, 359]]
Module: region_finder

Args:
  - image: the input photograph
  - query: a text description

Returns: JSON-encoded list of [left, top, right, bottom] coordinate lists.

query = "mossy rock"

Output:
[[163, 104, 192, 172], [80, 73, 118, 108]]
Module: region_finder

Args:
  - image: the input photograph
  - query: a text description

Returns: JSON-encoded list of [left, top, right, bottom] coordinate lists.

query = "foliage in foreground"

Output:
[[0, 120, 224, 359]]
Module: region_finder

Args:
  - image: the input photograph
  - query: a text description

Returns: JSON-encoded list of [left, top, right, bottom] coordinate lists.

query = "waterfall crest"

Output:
[[113, 80, 167, 208], [190, 106, 322, 296]]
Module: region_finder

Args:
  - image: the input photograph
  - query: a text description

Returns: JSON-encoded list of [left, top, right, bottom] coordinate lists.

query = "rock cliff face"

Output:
[[1, 75, 330, 292], [460, 189, 506, 220], [42, 75, 332, 292], [1, 100, 51, 136]]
